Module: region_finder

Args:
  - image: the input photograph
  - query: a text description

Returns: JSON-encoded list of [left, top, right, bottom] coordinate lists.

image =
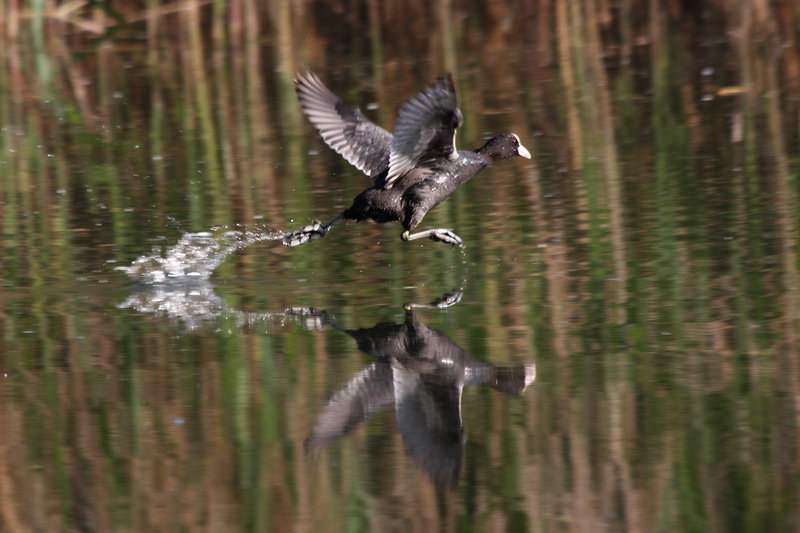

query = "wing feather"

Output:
[[295, 71, 391, 180], [386, 75, 463, 188]]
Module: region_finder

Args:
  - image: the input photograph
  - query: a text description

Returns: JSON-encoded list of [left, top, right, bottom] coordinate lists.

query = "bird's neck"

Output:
[[474, 141, 506, 162], [461, 149, 493, 168]]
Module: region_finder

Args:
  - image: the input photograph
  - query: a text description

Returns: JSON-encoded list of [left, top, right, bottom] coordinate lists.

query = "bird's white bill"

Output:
[[512, 133, 532, 159]]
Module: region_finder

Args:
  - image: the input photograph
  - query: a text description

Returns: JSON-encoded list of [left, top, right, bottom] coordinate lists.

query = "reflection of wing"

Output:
[[295, 71, 392, 180], [393, 366, 465, 488], [386, 75, 462, 188], [305, 363, 394, 450]]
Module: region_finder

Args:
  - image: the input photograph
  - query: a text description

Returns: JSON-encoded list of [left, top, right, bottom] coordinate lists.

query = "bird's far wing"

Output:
[[393, 367, 465, 488], [295, 71, 392, 180], [385, 74, 463, 188], [305, 363, 394, 450]]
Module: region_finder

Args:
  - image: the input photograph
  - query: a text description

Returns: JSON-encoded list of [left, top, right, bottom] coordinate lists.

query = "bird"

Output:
[[298, 300, 536, 488], [283, 70, 531, 248]]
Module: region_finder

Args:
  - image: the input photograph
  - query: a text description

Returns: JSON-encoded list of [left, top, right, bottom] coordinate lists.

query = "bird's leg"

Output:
[[283, 215, 344, 247], [401, 228, 464, 247]]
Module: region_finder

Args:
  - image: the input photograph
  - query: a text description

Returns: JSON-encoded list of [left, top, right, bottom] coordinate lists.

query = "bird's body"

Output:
[[284, 71, 531, 247], [345, 151, 489, 229]]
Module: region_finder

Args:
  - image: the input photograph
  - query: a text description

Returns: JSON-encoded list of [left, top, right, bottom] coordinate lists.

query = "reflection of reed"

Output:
[[753, 9, 800, 474], [556, 0, 629, 314]]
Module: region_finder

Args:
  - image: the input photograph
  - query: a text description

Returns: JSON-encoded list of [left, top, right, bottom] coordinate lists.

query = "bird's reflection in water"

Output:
[[118, 279, 534, 488], [293, 291, 536, 489]]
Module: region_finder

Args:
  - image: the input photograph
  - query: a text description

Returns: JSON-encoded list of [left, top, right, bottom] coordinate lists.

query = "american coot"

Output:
[[284, 71, 531, 247]]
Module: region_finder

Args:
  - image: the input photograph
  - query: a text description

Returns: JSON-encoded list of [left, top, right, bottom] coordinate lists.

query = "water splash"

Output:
[[116, 278, 314, 331], [117, 278, 232, 329], [117, 228, 284, 283], [115, 227, 292, 329]]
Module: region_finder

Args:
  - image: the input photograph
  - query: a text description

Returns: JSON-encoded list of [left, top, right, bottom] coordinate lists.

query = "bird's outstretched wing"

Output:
[[386, 75, 463, 188], [305, 363, 394, 450], [295, 71, 392, 180]]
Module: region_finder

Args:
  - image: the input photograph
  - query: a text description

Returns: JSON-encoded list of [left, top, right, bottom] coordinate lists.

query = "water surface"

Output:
[[1, 2, 799, 532]]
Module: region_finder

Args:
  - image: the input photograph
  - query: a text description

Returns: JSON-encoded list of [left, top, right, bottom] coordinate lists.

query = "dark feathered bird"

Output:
[[303, 305, 537, 488], [284, 71, 531, 247]]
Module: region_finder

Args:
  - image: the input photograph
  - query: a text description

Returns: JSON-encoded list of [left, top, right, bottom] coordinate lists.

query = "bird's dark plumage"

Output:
[[386, 74, 462, 187], [285, 70, 531, 247], [294, 72, 391, 179]]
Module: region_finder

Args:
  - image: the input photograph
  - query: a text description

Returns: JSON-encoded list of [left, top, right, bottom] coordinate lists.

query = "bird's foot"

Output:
[[284, 306, 321, 316], [284, 307, 330, 331], [428, 289, 464, 308], [284, 306, 341, 331], [405, 289, 464, 310], [283, 220, 327, 247], [401, 228, 465, 247], [428, 229, 464, 247]]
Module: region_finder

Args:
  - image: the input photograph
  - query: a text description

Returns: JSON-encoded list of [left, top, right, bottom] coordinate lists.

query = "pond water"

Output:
[[2, 2, 800, 532]]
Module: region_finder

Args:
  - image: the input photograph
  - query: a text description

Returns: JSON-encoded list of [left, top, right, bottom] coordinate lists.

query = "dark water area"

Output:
[[2, 1, 800, 532]]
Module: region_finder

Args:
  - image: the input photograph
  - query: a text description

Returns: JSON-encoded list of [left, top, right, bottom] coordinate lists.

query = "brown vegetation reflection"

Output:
[[1, 0, 799, 532]]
